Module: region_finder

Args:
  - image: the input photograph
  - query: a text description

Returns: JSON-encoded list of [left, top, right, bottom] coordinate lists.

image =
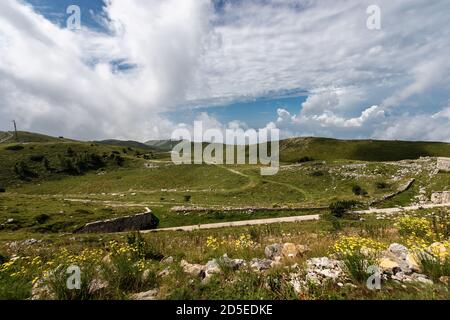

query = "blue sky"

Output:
[[1, 0, 449, 141]]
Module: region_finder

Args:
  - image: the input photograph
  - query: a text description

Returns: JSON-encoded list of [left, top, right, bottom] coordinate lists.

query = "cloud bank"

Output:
[[0, 0, 449, 141]]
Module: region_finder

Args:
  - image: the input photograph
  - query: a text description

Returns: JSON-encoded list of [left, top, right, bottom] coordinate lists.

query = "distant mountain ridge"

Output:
[[96, 139, 159, 151], [145, 140, 182, 152]]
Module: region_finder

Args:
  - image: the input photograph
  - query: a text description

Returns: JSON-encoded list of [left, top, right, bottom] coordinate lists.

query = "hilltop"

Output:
[[279, 137, 450, 162]]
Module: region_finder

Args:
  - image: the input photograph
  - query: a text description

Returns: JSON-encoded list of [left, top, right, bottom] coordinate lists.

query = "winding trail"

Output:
[[144, 214, 321, 232]]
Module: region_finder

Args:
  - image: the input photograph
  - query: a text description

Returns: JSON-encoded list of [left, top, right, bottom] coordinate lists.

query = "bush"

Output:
[[0, 187, 5, 193], [341, 253, 375, 284], [0, 252, 8, 265], [184, 195, 192, 202], [29, 155, 45, 162], [418, 254, 450, 282], [115, 155, 125, 166], [126, 232, 164, 261], [298, 156, 314, 163], [310, 171, 324, 177], [352, 185, 367, 196], [5, 145, 24, 151], [329, 200, 360, 218], [35, 214, 50, 224], [375, 181, 388, 189], [14, 161, 38, 180]]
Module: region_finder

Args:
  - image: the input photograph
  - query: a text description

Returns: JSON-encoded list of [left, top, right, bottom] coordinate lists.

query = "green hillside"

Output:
[[96, 139, 159, 151], [0, 141, 147, 189], [279, 137, 450, 163], [145, 139, 181, 152], [0, 131, 74, 144]]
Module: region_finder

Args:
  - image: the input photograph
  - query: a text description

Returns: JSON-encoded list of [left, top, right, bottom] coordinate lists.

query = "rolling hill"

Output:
[[96, 139, 160, 151], [278, 137, 450, 162], [0, 131, 75, 144]]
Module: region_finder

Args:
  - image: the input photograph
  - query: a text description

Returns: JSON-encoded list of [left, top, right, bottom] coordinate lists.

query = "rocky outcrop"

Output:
[[265, 243, 310, 261], [437, 157, 450, 172], [431, 191, 450, 204], [74, 211, 159, 234]]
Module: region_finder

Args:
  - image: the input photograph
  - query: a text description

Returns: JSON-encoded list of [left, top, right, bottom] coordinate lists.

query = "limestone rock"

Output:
[[264, 244, 283, 260], [88, 278, 109, 294], [406, 253, 421, 272], [180, 259, 204, 276], [379, 258, 400, 274], [250, 258, 273, 271], [162, 256, 174, 264], [32, 280, 55, 300], [130, 289, 158, 300]]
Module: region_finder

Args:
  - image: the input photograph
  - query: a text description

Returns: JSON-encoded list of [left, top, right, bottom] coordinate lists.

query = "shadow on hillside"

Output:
[[351, 141, 432, 161]]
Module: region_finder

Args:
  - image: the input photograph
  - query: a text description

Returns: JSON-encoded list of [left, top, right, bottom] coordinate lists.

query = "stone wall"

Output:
[[75, 212, 159, 234], [431, 191, 450, 204], [437, 157, 450, 172]]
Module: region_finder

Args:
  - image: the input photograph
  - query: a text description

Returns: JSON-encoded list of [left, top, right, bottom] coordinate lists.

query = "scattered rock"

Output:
[[265, 244, 283, 260], [157, 268, 171, 278], [130, 289, 158, 300], [219, 254, 246, 270], [405, 254, 421, 272], [439, 276, 449, 285], [265, 243, 310, 261], [379, 258, 400, 274], [88, 278, 109, 294], [162, 256, 174, 264], [389, 243, 409, 260], [250, 258, 273, 272], [31, 280, 54, 300], [180, 259, 204, 277]]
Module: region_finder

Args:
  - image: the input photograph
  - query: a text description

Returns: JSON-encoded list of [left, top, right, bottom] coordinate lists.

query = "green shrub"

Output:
[[35, 214, 50, 224], [0, 252, 8, 265], [29, 155, 45, 162], [310, 171, 324, 177], [329, 200, 360, 218], [5, 145, 24, 151], [375, 181, 388, 189], [352, 185, 367, 196], [341, 253, 375, 284], [418, 255, 450, 282], [184, 195, 192, 202], [126, 232, 164, 261], [14, 161, 38, 180], [298, 156, 314, 163]]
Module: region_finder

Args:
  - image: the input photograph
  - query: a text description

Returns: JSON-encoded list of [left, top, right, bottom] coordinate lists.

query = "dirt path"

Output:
[[145, 214, 321, 232]]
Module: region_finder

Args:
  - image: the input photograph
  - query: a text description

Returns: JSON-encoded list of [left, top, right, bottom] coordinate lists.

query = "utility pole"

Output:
[[12, 120, 18, 141]]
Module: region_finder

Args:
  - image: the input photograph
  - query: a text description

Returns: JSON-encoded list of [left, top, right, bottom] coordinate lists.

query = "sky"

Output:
[[0, 0, 449, 142]]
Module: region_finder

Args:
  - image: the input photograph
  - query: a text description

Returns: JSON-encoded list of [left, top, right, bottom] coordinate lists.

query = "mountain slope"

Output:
[[279, 137, 450, 162], [96, 139, 159, 151], [0, 131, 74, 143]]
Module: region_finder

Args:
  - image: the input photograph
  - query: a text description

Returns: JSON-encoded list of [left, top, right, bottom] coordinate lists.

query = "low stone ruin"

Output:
[[74, 211, 159, 234], [437, 157, 450, 172], [431, 191, 450, 204]]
